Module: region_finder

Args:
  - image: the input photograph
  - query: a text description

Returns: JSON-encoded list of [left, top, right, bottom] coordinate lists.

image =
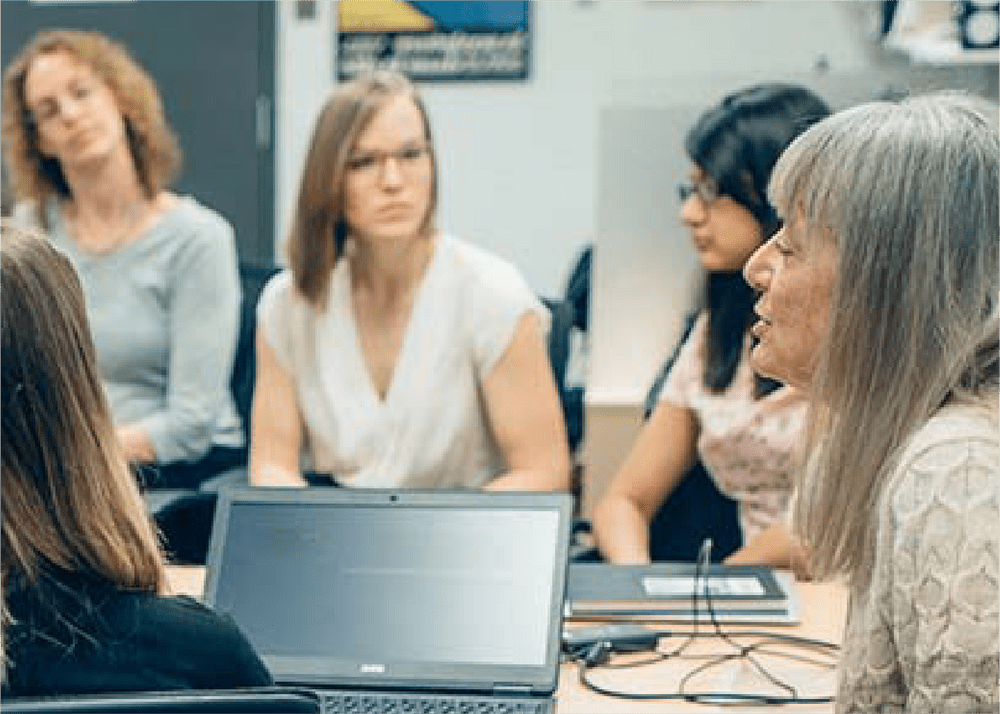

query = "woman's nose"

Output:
[[743, 240, 770, 290], [377, 157, 405, 189], [679, 193, 707, 226]]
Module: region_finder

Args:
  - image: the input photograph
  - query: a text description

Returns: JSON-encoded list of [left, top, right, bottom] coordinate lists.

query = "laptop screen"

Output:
[[204, 488, 571, 690]]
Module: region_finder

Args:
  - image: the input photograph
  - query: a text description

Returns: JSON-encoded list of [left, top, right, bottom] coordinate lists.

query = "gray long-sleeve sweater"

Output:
[[15, 196, 242, 464]]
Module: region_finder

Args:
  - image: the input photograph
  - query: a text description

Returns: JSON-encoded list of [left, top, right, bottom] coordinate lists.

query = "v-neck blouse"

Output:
[[258, 234, 547, 488]]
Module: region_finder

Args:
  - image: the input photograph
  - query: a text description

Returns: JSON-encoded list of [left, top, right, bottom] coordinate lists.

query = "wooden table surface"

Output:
[[167, 566, 847, 713]]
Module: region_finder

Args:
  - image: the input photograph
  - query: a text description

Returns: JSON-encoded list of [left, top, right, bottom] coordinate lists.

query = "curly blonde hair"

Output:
[[1, 29, 181, 228]]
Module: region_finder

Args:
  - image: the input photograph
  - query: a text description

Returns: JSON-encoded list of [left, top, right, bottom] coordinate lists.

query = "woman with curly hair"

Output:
[[2, 29, 243, 492]]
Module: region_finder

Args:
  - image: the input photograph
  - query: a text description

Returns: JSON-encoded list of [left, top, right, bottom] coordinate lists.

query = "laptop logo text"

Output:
[[360, 664, 386, 674]]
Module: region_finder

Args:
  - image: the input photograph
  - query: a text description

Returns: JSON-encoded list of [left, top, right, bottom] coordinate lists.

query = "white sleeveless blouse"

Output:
[[257, 234, 547, 489]]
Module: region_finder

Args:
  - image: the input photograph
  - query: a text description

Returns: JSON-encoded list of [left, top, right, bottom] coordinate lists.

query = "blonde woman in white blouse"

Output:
[[743, 93, 998, 714], [250, 71, 570, 492]]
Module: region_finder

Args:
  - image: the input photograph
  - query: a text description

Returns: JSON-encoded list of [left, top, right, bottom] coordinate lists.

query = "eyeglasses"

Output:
[[346, 144, 430, 178], [27, 79, 101, 128], [677, 179, 720, 206]]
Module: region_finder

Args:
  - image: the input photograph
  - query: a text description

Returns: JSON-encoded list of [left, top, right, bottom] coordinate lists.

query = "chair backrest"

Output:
[[541, 296, 574, 393], [230, 263, 282, 443], [0, 687, 321, 714], [564, 244, 591, 333], [541, 296, 584, 454]]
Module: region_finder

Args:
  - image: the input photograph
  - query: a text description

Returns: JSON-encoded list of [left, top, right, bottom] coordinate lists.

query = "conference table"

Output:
[[167, 566, 847, 714]]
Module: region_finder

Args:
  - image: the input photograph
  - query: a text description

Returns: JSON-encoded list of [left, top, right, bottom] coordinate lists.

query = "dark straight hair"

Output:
[[685, 83, 831, 395]]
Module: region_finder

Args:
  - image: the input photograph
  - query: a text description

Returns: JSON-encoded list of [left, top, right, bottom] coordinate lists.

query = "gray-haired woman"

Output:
[[744, 92, 998, 713]]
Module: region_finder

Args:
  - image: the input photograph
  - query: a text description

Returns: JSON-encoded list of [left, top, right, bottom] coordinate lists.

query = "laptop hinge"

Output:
[[493, 684, 535, 697]]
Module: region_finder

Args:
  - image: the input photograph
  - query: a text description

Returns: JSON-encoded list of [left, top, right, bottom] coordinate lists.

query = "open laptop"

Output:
[[204, 487, 572, 713]]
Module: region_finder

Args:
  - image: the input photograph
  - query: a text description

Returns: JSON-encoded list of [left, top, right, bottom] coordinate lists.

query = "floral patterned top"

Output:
[[659, 312, 807, 542]]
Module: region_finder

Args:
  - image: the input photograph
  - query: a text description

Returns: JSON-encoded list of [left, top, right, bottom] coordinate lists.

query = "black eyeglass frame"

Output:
[[677, 179, 721, 205]]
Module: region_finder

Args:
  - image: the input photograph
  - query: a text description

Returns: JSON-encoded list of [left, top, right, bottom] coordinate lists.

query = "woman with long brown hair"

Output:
[[251, 70, 570, 491], [0, 223, 270, 696]]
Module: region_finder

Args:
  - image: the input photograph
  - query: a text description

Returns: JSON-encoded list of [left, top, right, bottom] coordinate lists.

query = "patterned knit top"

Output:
[[836, 402, 999, 713]]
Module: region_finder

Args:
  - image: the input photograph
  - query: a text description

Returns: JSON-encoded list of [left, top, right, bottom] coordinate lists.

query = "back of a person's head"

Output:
[[685, 83, 831, 236], [0, 222, 164, 599]]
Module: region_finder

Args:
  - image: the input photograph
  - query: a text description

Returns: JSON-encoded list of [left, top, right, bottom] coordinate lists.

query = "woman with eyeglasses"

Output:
[[250, 70, 570, 492], [1, 30, 243, 492], [592, 84, 830, 568]]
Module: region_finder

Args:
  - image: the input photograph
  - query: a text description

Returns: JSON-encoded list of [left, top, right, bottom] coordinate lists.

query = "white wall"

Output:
[[276, 2, 875, 296], [275, 0, 335, 262], [274, 1, 997, 500]]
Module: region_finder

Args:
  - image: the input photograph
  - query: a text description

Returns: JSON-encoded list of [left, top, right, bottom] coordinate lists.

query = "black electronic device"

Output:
[[205, 488, 573, 714], [562, 623, 659, 652]]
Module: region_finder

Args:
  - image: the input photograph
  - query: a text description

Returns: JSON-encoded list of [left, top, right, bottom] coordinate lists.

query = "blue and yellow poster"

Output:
[[338, 1, 531, 81]]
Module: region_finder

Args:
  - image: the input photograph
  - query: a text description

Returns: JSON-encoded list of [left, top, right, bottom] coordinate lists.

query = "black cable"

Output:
[[572, 633, 838, 704], [572, 538, 840, 705], [683, 541, 798, 701]]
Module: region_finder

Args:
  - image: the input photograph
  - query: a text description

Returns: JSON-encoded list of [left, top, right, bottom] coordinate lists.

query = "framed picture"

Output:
[[337, 0, 531, 82]]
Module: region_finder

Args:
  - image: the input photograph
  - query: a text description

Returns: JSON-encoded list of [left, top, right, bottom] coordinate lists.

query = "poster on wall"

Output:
[[337, 0, 531, 82]]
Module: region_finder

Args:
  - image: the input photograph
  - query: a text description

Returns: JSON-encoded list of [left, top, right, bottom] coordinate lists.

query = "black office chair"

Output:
[[227, 263, 285, 443], [571, 310, 742, 563], [552, 246, 592, 458], [0, 687, 321, 714], [541, 295, 584, 456], [152, 263, 282, 565]]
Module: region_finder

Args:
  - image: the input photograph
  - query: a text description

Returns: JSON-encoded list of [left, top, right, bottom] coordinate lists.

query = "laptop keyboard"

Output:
[[319, 691, 552, 714]]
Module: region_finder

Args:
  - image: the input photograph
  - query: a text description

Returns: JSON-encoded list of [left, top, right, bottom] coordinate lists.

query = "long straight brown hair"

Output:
[[1, 222, 165, 671]]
